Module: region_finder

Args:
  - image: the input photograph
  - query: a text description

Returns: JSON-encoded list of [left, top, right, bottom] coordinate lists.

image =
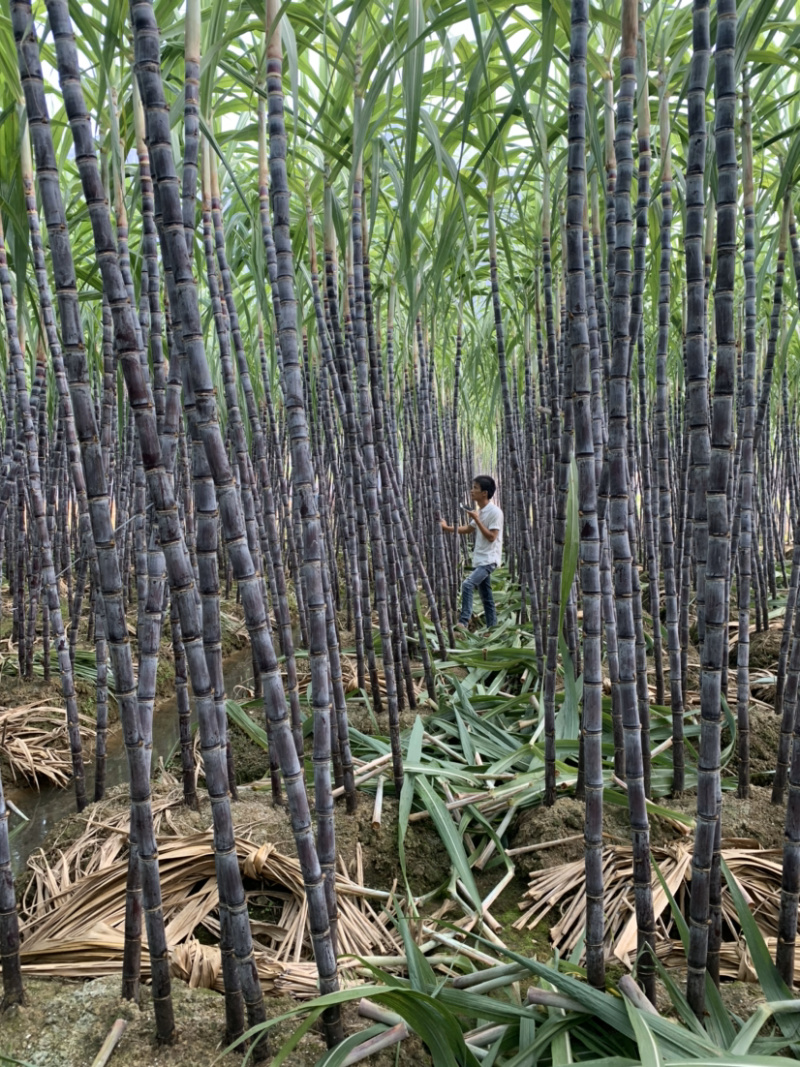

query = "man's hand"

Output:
[[462, 506, 479, 522], [439, 517, 449, 530]]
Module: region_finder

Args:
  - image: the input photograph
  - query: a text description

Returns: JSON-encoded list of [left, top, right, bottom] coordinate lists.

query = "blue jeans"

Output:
[[459, 564, 497, 629]]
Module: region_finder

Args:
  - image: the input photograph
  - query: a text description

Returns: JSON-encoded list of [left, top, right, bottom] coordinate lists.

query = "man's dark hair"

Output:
[[473, 475, 496, 499]]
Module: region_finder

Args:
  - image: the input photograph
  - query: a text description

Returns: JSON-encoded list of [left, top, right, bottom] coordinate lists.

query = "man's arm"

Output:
[[465, 511, 499, 542], [440, 518, 473, 535]]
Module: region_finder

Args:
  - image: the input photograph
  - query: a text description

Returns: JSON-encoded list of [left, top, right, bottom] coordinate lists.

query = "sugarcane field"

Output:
[[5, 0, 800, 1062]]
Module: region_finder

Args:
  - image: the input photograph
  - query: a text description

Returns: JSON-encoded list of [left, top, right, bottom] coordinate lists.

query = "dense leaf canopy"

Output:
[[0, 0, 798, 450]]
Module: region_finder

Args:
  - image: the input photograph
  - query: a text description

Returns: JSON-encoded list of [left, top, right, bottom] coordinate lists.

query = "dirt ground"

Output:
[[1, 613, 796, 1066], [511, 782, 788, 876], [2, 764, 448, 1067], [0, 977, 425, 1067]]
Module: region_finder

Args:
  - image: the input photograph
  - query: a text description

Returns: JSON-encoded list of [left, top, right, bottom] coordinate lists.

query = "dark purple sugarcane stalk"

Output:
[[265, 0, 343, 1041], [584, 196, 604, 490], [304, 191, 359, 810], [185, 196, 251, 1021], [776, 649, 800, 986], [207, 152, 268, 583], [256, 124, 310, 655], [736, 81, 757, 802], [630, 48, 663, 715], [684, 0, 712, 656], [182, 0, 200, 253], [753, 216, 788, 457], [132, 101, 198, 813], [655, 82, 684, 792], [769, 216, 799, 801], [364, 257, 417, 711], [349, 98, 404, 795], [15, 472, 26, 680], [40, 0, 295, 1045], [774, 209, 800, 726], [373, 293, 435, 698], [0, 746, 23, 1009], [11, 2, 179, 1039], [38, 368, 51, 680], [590, 184, 625, 777], [603, 76, 617, 311], [686, 0, 737, 1015], [609, 0, 656, 1001], [0, 213, 88, 813], [566, 0, 604, 987], [133, 86, 170, 461], [153, 156, 233, 799], [417, 317, 455, 646], [487, 196, 543, 663], [542, 174, 571, 808], [19, 123, 111, 802], [319, 177, 369, 685], [254, 113, 304, 762]]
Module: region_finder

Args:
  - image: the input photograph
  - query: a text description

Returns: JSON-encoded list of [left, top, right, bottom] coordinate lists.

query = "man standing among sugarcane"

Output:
[[440, 476, 504, 632]]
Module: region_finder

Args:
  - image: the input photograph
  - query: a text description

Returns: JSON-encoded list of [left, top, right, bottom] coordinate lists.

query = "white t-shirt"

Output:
[[470, 502, 503, 568]]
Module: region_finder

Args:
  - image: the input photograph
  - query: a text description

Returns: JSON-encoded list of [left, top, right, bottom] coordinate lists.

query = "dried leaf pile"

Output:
[[19, 788, 402, 999], [516, 839, 800, 980], [0, 701, 94, 788]]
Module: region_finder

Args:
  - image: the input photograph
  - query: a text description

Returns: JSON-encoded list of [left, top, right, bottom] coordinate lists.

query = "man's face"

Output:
[[471, 482, 487, 505]]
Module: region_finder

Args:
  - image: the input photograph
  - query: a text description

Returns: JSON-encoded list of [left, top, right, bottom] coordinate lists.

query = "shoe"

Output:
[[454, 622, 470, 634]]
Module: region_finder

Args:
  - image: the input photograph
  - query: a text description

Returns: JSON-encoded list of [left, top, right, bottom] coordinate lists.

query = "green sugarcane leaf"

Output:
[[225, 699, 269, 750], [602, 789, 695, 828], [569, 930, 585, 966], [402, 764, 475, 782], [624, 998, 664, 1067], [665, 1060, 800, 1067], [529, 1015, 584, 1061], [651, 955, 708, 1039], [722, 858, 800, 1043], [398, 716, 424, 899], [415, 774, 481, 912], [651, 857, 735, 1048], [436, 986, 548, 1024], [541, 976, 573, 1067], [373, 989, 481, 1067], [753, 1036, 800, 1056], [268, 1006, 323, 1066], [482, 1032, 506, 1067], [456, 933, 719, 1060], [453, 686, 476, 764], [215, 984, 407, 1060], [538, 0, 556, 106], [311, 1024, 386, 1067], [395, 908, 438, 995], [518, 1012, 537, 1067], [561, 1061, 638, 1067], [556, 638, 581, 741], [503, 1035, 542, 1067], [559, 456, 580, 635], [728, 1004, 775, 1055]]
